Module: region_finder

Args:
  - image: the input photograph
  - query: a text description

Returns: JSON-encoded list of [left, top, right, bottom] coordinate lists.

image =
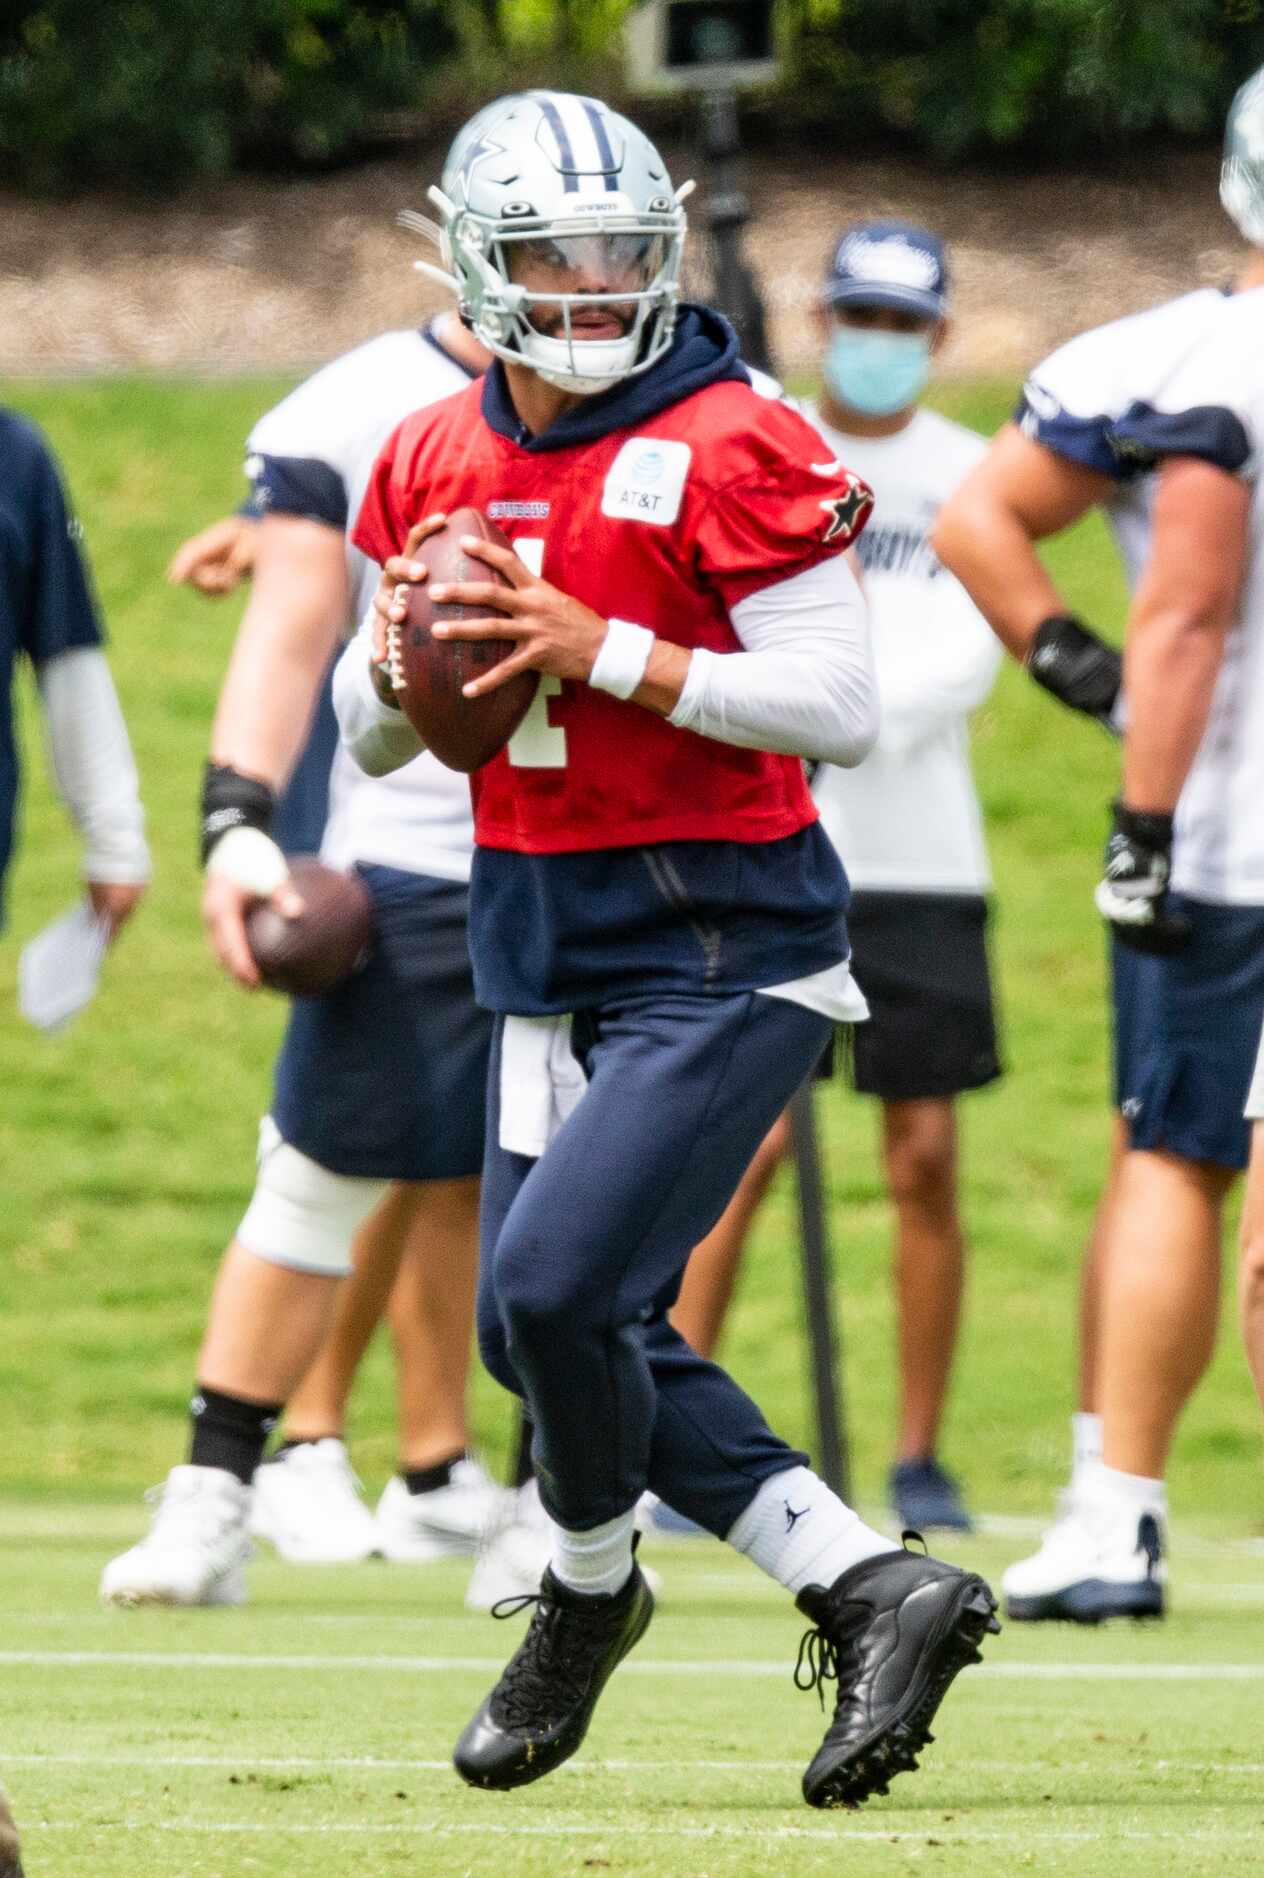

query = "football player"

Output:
[[337, 89, 998, 1809], [1242, 1032, 1264, 1413], [0, 411, 149, 943], [2, 409, 146, 1878], [933, 65, 1264, 1621], [100, 233, 513, 1605], [671, 220, 1002, 1537]]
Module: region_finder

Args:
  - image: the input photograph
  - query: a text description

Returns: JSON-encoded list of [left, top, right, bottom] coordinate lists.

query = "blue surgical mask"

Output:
[[824, 328, 932, 417]]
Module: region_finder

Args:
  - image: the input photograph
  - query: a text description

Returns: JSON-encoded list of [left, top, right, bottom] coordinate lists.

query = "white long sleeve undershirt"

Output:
[[668, 555, 877, 766], [332, 608, 428, 777], [36, 647, 151, 883], [333, 555, 877, 776]]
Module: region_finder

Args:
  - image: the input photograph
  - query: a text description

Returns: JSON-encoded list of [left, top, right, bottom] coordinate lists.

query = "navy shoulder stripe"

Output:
[[1015, 393, 1118, 477], [1109, 401, 1251, 476], [1016, 392, 1252, 483], [248, 453, 347, 529]]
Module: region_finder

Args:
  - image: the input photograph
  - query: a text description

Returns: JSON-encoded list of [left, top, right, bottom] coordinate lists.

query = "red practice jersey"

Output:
[[353, 373, 872, 855]]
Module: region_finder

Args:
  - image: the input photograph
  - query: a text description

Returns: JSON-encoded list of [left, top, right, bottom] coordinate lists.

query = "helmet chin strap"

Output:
[[535, 359, 633, 396]]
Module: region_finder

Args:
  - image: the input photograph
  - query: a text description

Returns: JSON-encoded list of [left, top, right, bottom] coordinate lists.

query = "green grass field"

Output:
[[0, 375, 1260, 1874], [4, 1510, 1264, 1876]]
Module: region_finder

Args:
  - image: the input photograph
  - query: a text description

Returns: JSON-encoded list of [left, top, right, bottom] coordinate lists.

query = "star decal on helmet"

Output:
[[819, 472, 874, 544], [459, 134, 507, 184]]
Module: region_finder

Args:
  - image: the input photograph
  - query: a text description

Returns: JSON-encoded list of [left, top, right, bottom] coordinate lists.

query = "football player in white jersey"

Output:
[[671, 221, 1002, 1536], [934, 65, 1264, 1621], [101, 252, 526, 1605], [1243, 1031, 1264, 1414]]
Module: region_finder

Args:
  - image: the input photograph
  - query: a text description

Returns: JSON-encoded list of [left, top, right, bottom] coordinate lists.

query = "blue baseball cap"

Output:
[[824, 219, 949, 320]]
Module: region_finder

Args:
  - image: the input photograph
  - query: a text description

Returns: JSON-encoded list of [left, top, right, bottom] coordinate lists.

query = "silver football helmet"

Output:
[[405, 91, 693, 396], [1221, 65, 1264, 244]]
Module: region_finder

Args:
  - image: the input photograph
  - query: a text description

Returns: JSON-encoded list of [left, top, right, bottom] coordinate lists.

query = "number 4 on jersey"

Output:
[[506, 537, 567, 769]]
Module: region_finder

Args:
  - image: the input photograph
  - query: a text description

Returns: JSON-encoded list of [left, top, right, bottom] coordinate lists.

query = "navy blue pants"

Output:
[[1112, 894, 1264, 1171], [478, 991, 825, 1535]]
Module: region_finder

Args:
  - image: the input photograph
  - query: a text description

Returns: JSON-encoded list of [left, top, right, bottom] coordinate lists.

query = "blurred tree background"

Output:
[[2, 0, 1264, 190]]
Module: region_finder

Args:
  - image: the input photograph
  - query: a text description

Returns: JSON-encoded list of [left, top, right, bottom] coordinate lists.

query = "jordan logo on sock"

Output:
[[784, 1501, 810, 1533]]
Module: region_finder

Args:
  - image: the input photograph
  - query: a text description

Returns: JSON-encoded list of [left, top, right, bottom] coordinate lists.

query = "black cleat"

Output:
[[453, 1559, 654, 1790], [795, 1540, 1000, 1809]]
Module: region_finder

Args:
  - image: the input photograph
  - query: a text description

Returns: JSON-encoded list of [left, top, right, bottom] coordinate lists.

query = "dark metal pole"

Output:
[[788, 1079, 851, 1503], [699, 82, 775, 375]]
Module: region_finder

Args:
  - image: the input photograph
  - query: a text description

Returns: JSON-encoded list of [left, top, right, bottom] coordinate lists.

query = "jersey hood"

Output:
[[479, 303, 749, 452]]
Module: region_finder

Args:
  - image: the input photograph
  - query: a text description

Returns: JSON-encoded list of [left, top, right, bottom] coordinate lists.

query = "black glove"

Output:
[[1094, 801, 1191, 954], [1027, 615, 1122, 733]]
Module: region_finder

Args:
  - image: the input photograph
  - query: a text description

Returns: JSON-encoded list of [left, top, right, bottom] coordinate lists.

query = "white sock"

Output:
[[726, 1466, 898, 1595], [1070, 1412, 1103, 1489], [550, 1509, 636, 1597], [1083, 1459, 1165, 1514]]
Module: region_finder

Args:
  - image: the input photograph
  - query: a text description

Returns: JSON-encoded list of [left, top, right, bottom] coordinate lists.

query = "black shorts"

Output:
[[843, 890, 1002, 1102]]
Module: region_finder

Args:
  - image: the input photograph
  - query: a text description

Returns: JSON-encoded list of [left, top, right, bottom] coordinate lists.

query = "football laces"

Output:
[[386, 618, 407, 693]]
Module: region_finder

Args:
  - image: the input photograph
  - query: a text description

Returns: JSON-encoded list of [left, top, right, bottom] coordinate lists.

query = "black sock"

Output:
[[273, 1436, 337, 1457], [402, 1450, 468, 1496], [512, 1414, 535, 1489], [189, 1385, 282, 1485]]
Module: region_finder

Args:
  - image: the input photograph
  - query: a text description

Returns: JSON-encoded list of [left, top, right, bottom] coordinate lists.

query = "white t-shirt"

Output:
[[247, 326, 477, 883], [797, 402, 1000, 894], [1019, 285, 1264, 906]]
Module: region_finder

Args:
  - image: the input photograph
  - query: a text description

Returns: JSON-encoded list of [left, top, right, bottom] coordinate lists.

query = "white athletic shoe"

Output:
[[465, 1480, 664, 1610], [100, 1465, 252, 1608], [250, 1439, 380, 1564], [465, 1478, 553, 1610], [1003, 1489, 1166, 1623], [375, 1457, 508, 1563]]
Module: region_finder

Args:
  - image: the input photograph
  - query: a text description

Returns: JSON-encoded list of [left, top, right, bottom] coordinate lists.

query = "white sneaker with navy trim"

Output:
[[1003, 1491, 1165, 1623]]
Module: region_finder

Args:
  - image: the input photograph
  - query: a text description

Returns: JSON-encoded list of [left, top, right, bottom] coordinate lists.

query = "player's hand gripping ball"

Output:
[[384, 508, 538, 772], [244, 857, 373, 996]]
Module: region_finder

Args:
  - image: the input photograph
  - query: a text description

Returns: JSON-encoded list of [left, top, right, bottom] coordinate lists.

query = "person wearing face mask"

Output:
[[671, 220, 1003, 1536]]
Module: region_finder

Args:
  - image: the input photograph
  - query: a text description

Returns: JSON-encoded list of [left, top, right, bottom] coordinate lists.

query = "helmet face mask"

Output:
[[1221, 67, 1264, 244], [419, 92, 691, 396]]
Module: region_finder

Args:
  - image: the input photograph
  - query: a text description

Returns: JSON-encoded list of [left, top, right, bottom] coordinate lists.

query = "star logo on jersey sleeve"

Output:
[[819, 471, 874, 544]]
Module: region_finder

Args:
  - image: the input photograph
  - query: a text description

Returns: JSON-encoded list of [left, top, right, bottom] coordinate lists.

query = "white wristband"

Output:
[[206, 825, 289, 897], [589, 618, 655, 700]]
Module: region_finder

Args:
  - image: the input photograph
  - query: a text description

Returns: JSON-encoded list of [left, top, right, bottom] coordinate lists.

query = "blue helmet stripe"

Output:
[[582, 98, 619, 190], [536, 94, 579, 191]]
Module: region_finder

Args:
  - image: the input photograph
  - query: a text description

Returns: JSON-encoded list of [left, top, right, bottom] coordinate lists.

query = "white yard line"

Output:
[[1, 1648, 1261, 1679], [14, 1579, 1264, 1622], [4, 1751, 1264, 1776], [23, 1819, 1264, 1845]]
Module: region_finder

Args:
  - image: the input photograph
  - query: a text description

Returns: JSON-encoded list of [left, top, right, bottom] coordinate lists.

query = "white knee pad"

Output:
[[236, 1117, 389, 1278]]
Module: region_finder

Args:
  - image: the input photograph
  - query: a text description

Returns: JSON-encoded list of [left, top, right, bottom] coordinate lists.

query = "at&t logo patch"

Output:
[[601, 438, 691, 526]]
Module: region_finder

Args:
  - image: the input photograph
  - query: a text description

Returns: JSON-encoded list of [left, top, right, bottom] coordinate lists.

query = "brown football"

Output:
[[245, 857, 373, 997], [387, 506, 539, 773]]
